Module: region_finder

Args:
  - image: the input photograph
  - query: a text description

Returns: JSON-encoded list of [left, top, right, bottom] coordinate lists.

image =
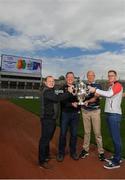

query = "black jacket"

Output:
[[60, 84, 79, 113], [40, 86, 72, 119]]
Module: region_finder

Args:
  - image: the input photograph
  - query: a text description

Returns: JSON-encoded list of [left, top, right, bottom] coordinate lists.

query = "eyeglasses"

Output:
[[108, 75, 116, 77]]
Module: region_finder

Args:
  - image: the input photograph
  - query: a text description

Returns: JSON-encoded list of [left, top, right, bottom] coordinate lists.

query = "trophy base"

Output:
[[77, 102, 85, 106]]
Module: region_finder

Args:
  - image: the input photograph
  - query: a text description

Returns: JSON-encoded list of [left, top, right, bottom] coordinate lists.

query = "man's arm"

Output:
[[84, 96, 99, 106], [44, 88, 73, 103], [89, 82, 122, 97]]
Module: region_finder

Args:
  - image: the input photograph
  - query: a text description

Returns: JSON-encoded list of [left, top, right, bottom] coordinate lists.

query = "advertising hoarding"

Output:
[[1, 54, 42, 77]]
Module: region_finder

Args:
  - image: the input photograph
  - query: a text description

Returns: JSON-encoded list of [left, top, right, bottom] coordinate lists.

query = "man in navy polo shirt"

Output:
[[79, 71, 105, 161]]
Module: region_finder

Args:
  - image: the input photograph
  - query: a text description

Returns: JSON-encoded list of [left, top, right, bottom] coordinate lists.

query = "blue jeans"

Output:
[[58, 112, 79, 155], [106, 113, 122, 164]]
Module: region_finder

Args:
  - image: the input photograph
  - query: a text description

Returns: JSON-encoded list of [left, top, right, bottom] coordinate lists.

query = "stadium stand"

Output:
[[0, 54, 42, 99], [0, 72, 41, 98]]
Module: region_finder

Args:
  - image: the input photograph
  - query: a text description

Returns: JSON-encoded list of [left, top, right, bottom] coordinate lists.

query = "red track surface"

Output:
[[0, 99, 125, 179]]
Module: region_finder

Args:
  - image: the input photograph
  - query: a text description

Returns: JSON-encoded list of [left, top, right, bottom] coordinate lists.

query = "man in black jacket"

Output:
[[57, 72, 79, 162], [38, 75, 73, 169]]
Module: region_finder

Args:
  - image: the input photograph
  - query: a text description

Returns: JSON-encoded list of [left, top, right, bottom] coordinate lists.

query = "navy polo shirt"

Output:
[[82, 82, 102, 111]]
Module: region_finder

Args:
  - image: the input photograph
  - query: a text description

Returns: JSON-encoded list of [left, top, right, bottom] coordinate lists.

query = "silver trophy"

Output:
[[74, 77, 89, 105]]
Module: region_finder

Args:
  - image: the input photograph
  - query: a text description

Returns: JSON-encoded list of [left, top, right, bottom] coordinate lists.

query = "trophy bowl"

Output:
[[74, 78, 89, 105]]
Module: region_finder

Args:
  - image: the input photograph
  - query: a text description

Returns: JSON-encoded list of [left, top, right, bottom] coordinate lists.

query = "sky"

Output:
[[0, 0, 125, 80]]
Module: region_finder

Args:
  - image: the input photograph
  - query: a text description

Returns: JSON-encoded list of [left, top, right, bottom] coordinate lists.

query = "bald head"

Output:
[[87, 71, 95, 83], [87, 71, 95, 76]]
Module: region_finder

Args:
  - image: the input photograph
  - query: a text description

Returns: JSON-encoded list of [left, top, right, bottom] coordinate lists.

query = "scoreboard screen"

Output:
[[1, 54, 42, 77]]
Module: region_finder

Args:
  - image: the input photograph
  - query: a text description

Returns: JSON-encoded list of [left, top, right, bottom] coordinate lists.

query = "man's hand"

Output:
[[88, 86, 96, 93], [83, 101, 89, 107], [68, 85, 74, 93], [95, 93, 100, 97], [72, 102, 78, 108]]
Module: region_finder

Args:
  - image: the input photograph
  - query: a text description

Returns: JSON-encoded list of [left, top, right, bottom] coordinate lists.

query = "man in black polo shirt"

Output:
[[79, 71, 105, 161], [56, 72, 79, 162]]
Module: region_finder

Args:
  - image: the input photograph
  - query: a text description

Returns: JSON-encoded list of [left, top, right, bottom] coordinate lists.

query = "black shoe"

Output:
[[56, 154, 64, 162], [39, 162, 52, 169], [104, 161, 120, 169], [98, 153, 105, 161], [79, 149, 89, 159], [45, 155, 56, 162], [71, 153, 79, 160], [45, 157, 50, 162], [105, 155, 123, 164]]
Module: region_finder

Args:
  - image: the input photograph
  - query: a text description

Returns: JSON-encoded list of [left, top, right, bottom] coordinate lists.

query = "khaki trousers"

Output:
[[81, 109, 104, 154]]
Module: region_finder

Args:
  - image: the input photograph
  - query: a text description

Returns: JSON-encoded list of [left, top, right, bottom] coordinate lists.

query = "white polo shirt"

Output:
[[96, 82, 123, 114]]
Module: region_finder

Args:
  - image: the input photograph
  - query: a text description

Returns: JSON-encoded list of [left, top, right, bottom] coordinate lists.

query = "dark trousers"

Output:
[[58, 112, 79, 155], [38, 118, 56, 164], [106, 113, 122, 164]]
